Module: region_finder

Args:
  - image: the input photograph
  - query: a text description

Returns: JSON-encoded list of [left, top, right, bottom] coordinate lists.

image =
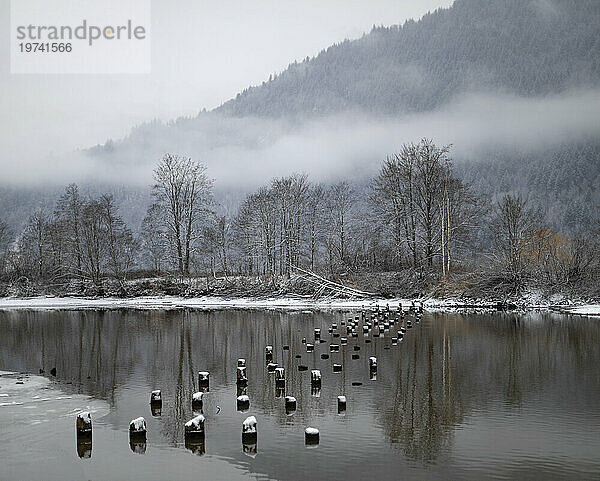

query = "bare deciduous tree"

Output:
[[0, 218, 12, 278], [54, 183, 83, 277], [99, 194, 137, 281], [80, 199, 104, 285], [141, 203, 168, 273], [372, 139, 462, 271], [152, 154, 213, 276], [307, 184, 326, 271], [490, 193, 536, 286], [20, 208, 49, 279], [327, 181, 355, 272]]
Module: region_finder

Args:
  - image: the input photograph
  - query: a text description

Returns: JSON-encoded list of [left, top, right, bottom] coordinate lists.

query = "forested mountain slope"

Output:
[[458, 139, 600, 232], [219, 0, 600, 117]]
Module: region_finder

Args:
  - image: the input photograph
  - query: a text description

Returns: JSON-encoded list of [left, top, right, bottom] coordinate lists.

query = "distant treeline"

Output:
[[0, 138, 598, 299]]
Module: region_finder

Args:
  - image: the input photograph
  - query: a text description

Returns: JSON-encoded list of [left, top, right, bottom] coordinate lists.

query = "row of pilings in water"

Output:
[[75, 302, 424, 458]]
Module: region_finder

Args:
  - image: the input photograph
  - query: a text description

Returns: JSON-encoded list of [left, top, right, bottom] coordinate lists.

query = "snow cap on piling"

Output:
[[285, 396, 297, 413], [305, 427, 320, 445], [76, 411, 92, 433], [129, 417, 146, 433], [242, 415, 257, 434], [150, 390, 162, 403], [185, 414, 205, 434]]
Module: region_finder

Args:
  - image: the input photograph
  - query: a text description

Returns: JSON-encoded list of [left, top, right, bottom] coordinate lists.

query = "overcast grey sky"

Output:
[[0, 0, 452, 181]]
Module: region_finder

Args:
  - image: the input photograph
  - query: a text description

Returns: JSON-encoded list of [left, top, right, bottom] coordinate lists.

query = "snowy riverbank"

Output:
[[0, 295, 598, 316]]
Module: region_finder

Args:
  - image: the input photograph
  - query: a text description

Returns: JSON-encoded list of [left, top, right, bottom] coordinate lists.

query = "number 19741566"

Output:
[[19, 42, 72, 53]]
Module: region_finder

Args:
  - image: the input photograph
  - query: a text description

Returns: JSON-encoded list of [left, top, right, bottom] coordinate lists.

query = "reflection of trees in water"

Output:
[[0, 309, 598, 461], [380, 324, 460, 462], [374, 311, 600, 462]]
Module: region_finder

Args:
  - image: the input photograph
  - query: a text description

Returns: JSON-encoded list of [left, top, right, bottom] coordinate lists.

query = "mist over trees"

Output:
[[70, 0, 600, 237], [1, 139, 598, 300]]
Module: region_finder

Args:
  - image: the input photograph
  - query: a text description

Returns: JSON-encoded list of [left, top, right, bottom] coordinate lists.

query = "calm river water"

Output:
[[0, 308, 599, 480]]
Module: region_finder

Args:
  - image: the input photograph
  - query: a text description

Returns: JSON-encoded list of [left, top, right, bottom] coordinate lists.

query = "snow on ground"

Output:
[[0, 295, 410, 311], [561, 305, 600, 317], [0, 294, 597, 314]]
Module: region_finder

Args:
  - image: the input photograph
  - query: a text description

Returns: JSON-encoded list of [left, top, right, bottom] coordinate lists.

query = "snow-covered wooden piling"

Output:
[[198, 371, 210, 388], [237, 394, 250, 411], [76, 411, 92, 436], [267, 362, 278, 372], [311, 369, 321, 386], [192, 391, 203, 410], [314, 328, 321, 339], [150, 390, 162, 406], [265, 345, 273, 361], [338, 395, 346, 413], [237, 358, 246, 367], [333, 363, 342, 372], [369, 356, 377, 371], [242, 415, 257, 443], [285, 396, 296, 413], [129, 417, 147, 441], [305, 427, 319, 445], [306, 343, 314, 352], [185, 414, 205, 440]]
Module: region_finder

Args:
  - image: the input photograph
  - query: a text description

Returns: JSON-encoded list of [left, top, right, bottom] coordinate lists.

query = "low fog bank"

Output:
[[1, 88, 597, 191]]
